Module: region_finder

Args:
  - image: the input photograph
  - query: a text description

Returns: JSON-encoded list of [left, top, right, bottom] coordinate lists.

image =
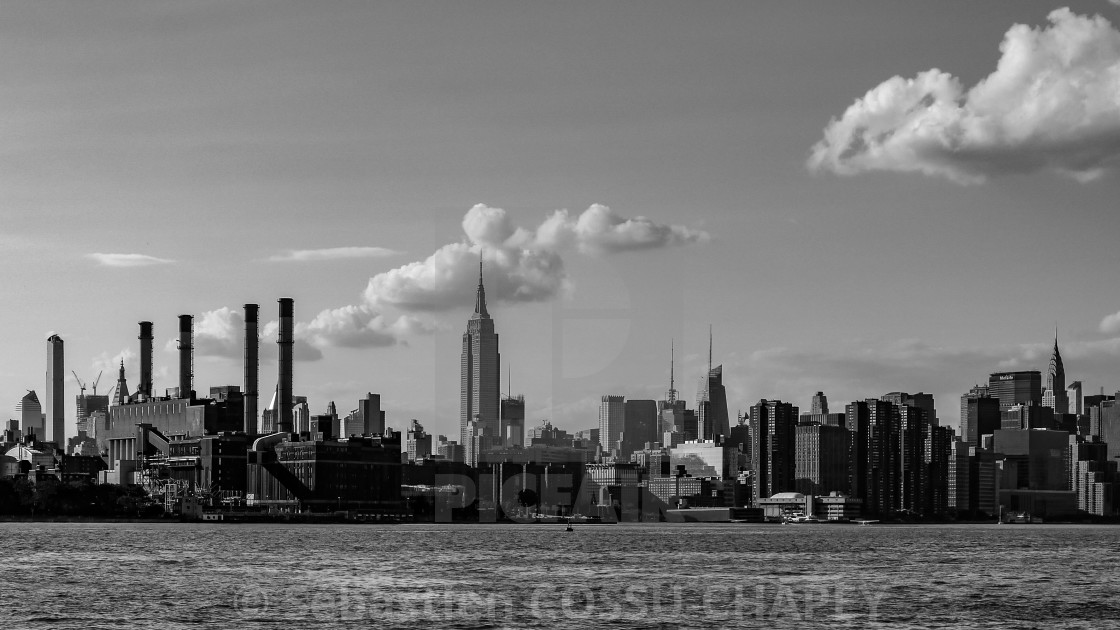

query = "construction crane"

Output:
[[72, 371, 87, 397], [92, 370, 103, 396]]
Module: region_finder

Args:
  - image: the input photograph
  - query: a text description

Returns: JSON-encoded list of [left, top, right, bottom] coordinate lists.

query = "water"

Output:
[[1, 522, 1117, 629]]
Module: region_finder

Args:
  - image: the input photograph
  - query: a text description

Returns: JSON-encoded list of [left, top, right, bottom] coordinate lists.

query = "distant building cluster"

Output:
[[3, 268, 1119, 524]]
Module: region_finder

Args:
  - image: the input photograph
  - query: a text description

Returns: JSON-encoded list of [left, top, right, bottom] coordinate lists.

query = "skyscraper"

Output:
[[696, 328, 730, 442], [1043, 332, 1068, 415], [461, 261, 500, 449], [15, 390, 43, 438], [1068, 381, 1083, 416], [988, 371, 1042, 412], [45, 334, 65, 445], [599, 395, 626, 456], [750, 399, 798, 503]]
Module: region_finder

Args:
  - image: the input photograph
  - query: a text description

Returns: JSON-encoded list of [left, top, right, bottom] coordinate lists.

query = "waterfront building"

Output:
[[670, 440, 736, 480], [794, 423, 848, 496], [246, 431, 402, 512], [750, 399, 798, 504]]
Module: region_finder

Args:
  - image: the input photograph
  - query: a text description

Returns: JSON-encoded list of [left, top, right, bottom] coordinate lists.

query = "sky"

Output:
[[4, 1, 1120, 439]]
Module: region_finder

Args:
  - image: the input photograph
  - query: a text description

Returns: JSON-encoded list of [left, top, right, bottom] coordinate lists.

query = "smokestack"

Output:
[[244, 304, 259, 433], [277, 298, 293, 434], [178, 315, 193, 399], [138, 321, 153, 398]]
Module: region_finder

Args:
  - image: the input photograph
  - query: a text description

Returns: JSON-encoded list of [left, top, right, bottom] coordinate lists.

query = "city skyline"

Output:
[[4, 2, 1120, 441]]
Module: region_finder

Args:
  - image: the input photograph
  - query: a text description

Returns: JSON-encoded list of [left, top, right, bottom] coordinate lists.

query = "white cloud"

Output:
[[297, 305, 435, 349], [809, 9, 1120, 183], [268, 247, 401, 262], [91, 348, 136, 380], [365, 203, 707, 312], [87, 253, 174, 267], [534, 204, 710, 254], [1100, 310, 1120, 334]]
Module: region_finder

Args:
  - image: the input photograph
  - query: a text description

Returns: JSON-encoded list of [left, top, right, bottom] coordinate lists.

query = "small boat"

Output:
[[565, 518, 573, 532], [854, 519, 880, 526]]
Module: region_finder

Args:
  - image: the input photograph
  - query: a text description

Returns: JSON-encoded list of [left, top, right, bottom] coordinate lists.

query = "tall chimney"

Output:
[[277, 298, 294, 434], [178, 314, 193, 399], [244, 304, 259, 433], [138, 321, 153, 399]]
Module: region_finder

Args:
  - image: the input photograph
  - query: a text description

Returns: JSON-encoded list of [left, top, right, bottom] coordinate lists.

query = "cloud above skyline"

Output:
[[87, 253, 175, 267], [268, 247, 401, 262], [365, 203, 708, 312], [1100, 309, 1120, 334], [809, 8, 1120, 183]]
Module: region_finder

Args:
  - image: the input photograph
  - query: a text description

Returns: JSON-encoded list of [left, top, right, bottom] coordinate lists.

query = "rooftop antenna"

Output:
[[668, 339, 677, 403], [708, 325, 713, 377]]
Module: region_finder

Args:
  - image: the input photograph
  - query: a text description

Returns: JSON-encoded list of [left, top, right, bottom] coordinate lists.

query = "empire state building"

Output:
[[461, 261, 500, 458]]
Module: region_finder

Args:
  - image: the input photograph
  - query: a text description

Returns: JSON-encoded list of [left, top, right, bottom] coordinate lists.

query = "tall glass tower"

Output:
[[461, 262, 501, 451]]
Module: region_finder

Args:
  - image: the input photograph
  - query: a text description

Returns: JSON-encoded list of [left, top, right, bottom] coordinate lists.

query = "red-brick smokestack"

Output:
[[277, 298, 293, 433], [178, 314, 193, 399], [244, 304, 259, 433], [138, 321, 153, 399]]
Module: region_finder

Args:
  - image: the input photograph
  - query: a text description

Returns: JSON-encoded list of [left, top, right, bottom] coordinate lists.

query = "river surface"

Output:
[[0, 522, 1117, 629]]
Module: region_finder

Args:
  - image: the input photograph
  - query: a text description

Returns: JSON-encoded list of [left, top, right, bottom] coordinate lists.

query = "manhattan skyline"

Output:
[[4, 2, 1120, 441]]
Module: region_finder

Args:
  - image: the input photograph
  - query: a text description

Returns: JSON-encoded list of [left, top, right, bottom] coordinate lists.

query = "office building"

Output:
[[621, 399, 658, 459], [1042, 333, 1068, 415], [697, 366, 730, 442], [599, 395, 626, 456], [500, 395, 525, 447], [406, 419, 432, 462], [461, 262, 501, 450], [883, 392, 938, 426], [988, 371, 1042, 412], [960, 394, 1000, 449], [15, 390, 43, 439], [1001, 403, 1054, 431], [45, 335, 65, 446], [1067, 381, 1083, 416]]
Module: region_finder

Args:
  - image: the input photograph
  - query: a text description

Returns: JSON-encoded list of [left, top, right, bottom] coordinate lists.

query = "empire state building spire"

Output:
[[473, 259, 489, 319]]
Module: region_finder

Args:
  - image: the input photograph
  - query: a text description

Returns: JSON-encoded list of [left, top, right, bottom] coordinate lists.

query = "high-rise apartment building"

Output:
[[794, 423, 848, 496], [46, 335, 65, 445], [750, 399, 798, 504], [461, 262, 500, 448]]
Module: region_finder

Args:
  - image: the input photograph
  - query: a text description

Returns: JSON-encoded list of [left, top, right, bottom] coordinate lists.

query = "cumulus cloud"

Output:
[[297, 305, 435, 349], [534, 204, 710, 254], [1100, 310, 1120, 334], [268, 247, 401, 262], [180, 308, 323, 362], [365, 203, 707, 312], [809, 8, 1120, 183], [87, 253, 174, 267], [184, 305, 430, 362]]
